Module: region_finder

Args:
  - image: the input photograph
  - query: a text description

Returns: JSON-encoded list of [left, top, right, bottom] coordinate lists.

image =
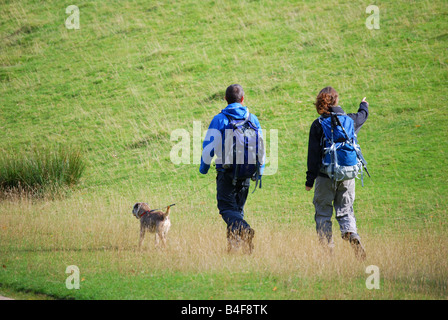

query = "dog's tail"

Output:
[[163, 204, 175, 219]]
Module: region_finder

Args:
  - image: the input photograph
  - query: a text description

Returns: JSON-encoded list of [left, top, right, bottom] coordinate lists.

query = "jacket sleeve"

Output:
[[199, 114, 224, 174], [306, 119, 322, 188], [348, 101, 369, 134]]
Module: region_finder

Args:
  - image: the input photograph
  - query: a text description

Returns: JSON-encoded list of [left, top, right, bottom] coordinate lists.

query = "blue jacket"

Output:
[[200, 103, 265, 175]]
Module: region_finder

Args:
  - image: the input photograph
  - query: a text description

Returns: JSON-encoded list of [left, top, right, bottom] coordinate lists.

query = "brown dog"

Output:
[[132, 203, 172, 248]]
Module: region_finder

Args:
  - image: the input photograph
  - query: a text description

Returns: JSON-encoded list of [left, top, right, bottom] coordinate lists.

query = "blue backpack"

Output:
[[222, 111, 264, 191], [319, 113, 370, 185]]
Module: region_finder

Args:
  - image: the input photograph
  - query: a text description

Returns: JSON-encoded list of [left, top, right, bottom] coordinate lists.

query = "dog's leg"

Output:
[[139, 226, 145, 249], [159, 231, 167, 248], [156, 231, 167, 248], [155, 233, 160, 247]]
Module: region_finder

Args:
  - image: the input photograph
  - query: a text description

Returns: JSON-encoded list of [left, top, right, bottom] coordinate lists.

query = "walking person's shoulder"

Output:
[[309, 116, 323, 135], [208, 112, 229, 131], [249, 112, 262, 128]]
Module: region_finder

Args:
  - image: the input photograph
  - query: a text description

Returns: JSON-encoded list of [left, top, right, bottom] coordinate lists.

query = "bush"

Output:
[[0, 148, 85, 196]]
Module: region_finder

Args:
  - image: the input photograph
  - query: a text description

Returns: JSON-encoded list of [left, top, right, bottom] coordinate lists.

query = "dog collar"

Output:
[[140, 209, 156, 218]]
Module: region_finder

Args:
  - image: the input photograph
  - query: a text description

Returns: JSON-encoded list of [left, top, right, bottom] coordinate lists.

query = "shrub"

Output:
[[0, 148, 85, 197]]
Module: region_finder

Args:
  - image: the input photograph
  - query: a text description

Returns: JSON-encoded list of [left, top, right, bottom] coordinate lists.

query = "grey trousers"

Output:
[[313, 176, 358, 245]]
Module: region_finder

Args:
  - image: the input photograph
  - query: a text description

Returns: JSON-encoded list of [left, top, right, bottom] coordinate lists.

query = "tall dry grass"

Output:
[[1, 193, 446, 298]]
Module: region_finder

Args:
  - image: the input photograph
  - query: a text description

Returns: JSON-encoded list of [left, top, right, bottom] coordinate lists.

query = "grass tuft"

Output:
[[0, 148, 85, 197]]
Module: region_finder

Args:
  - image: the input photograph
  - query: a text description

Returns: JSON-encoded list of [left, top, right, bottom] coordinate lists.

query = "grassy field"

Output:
[[1, 0, 447, 300]]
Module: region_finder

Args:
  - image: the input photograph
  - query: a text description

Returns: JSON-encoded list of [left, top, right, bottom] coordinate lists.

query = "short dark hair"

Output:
[[225, 84, 244, 104]]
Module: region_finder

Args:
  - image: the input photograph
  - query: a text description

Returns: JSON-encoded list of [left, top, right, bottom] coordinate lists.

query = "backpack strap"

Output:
[[251, 162, 262, 194], [221, 109, 251, 125], [331, 113, 350, 141]]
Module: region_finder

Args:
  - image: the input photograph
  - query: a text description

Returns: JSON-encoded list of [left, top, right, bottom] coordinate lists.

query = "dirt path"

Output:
[[0, 295, 13, 300]]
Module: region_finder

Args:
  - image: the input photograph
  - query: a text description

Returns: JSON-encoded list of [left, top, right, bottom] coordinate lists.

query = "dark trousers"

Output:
[[216, 171, 251, 233]]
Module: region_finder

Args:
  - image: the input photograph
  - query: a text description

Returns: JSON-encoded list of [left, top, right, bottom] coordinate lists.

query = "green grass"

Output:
[[0, 0, 447, 300]]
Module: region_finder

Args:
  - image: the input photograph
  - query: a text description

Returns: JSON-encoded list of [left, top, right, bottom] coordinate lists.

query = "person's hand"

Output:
[[305, 186, 312, 191], [362, 97, 368, 104]]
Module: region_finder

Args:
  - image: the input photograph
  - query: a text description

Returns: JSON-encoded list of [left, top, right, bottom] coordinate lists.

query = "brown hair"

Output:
[[314, 86, 339, 115]]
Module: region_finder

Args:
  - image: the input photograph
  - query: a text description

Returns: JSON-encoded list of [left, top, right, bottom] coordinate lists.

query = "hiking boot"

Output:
[[342, 232, 366, 260], [226, 229, 241, 253], [318, 234, 335, 257], [241, 227, 255, 255]]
